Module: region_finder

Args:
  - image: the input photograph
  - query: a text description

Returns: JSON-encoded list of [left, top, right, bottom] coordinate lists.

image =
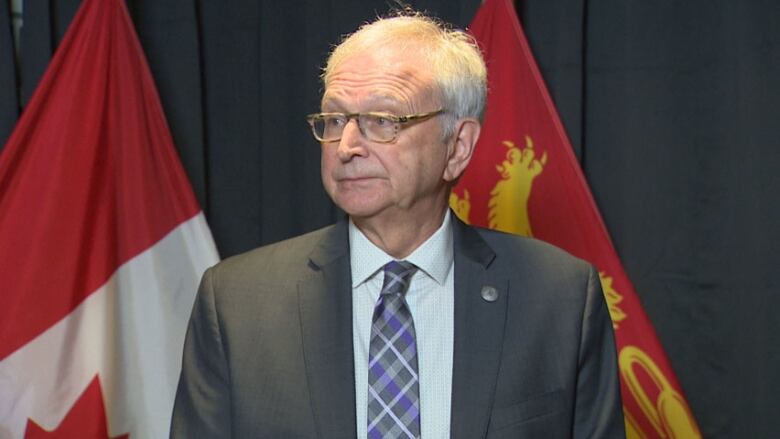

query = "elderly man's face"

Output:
[[320, 48, 454, 227]]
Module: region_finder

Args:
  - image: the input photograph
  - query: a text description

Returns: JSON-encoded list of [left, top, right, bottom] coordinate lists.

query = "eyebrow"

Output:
[[321, 94, 407, 113], [321, 99, 407, 115]]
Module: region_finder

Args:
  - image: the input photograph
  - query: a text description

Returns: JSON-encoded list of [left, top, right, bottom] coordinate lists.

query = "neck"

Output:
[[352, 205, 448, 259]]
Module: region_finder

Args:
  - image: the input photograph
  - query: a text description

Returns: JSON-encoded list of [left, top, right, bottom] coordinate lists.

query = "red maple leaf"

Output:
[[25, 376, 129, 439]]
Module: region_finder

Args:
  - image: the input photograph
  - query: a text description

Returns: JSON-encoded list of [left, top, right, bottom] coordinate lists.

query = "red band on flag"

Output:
[[24, 376, 128, 439], [0, 0, 200, 359]]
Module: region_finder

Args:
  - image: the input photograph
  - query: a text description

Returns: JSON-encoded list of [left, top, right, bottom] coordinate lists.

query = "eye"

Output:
[[370, 113, 395, 127], [324, 115, 347, 127]]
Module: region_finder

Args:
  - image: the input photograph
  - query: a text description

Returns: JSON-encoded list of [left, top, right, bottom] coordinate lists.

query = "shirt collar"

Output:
[[349, 210, 453, 287]]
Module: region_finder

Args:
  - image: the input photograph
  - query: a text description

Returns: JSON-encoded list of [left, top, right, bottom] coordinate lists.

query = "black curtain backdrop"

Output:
[[1, 1, 778, 437], [0, 0, 17, 143]]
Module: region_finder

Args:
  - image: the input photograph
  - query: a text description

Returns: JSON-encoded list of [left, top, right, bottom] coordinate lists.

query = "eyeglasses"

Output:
[[306, 109, 444, 143]]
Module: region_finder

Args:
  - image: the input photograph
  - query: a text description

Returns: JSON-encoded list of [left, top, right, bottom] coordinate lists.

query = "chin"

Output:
[[339, 204, 385, 220], [333, 196, 389, 220]]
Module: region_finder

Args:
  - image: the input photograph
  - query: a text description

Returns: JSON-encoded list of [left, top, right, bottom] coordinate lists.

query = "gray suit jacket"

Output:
[[171, 216, 624, 438]]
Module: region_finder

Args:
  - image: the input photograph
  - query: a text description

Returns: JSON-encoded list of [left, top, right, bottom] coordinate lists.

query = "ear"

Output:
[[443, 118, 481, 182]]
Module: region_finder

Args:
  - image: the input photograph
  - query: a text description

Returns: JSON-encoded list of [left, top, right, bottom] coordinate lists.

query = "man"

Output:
[[171, 12, 624, 439]]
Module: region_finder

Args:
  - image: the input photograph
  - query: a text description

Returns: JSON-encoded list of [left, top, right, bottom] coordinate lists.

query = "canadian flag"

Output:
[[0, 0, 219, 437]]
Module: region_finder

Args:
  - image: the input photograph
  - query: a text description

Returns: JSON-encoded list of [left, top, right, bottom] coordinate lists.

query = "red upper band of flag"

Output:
[[0, 0, 218, 437], [0, 0, 201, 359]]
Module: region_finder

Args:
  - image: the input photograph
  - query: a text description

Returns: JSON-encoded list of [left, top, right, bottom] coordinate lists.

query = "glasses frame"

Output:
[[306, 109, 444, 143]]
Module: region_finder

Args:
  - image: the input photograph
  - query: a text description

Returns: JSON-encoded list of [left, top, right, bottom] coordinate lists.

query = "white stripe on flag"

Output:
[[0, 213, 218, 438]]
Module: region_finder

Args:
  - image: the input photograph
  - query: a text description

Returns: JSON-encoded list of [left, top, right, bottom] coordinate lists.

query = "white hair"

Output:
[[322, 13, 487, 140]]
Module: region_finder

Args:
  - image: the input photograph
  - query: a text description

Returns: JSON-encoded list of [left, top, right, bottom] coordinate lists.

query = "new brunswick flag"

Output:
[[452, 0, 701, 436], [0, 0, 218, 437]]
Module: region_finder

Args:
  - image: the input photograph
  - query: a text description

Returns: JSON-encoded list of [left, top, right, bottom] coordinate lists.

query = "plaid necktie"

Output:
[[367, 260, 421, 439]]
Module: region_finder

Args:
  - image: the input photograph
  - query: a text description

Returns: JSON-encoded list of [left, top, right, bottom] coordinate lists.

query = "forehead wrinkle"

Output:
[[323, 67, 436, 112]]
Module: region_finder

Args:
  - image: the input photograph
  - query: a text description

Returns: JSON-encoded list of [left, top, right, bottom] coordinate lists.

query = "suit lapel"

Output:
[[450, 216, 508, 439], [296, 217, 508, 438], [298, 222, 357, 438]]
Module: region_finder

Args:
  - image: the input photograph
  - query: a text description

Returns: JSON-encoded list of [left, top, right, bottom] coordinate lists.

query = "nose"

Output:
[[336, 118, 368, 162]]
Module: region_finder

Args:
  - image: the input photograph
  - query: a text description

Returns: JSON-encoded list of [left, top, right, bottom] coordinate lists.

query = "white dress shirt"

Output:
[[350, 211, 455, 439]]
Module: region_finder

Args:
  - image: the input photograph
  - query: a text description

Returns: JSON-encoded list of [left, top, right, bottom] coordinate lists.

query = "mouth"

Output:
[[333, 170, 383, 180], [339, 176, 377, 181], [335, 176, 384, 188]]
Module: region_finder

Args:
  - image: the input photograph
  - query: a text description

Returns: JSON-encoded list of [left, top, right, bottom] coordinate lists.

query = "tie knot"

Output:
[[381, 260, 417, 297]]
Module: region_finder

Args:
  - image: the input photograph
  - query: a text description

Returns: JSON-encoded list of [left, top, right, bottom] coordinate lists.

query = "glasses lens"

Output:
[[310, 115, 345, 141], [309, 112, 404, 142], [325, 115, 345, 141], [360, 113, 398, 142]]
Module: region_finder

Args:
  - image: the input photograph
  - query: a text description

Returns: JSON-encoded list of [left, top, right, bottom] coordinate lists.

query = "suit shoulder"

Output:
[[208, 223, 338, 280], [474, 226, 593, 275]]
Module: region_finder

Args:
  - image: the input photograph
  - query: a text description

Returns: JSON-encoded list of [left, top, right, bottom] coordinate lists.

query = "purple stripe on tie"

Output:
[[400, 327, 415, 346], [398, 393, 414, 411], [384, 377, 401, 397], [385, 313, 403, 332], [369, 364, 395, 390], [369, 361, 386, 380]]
